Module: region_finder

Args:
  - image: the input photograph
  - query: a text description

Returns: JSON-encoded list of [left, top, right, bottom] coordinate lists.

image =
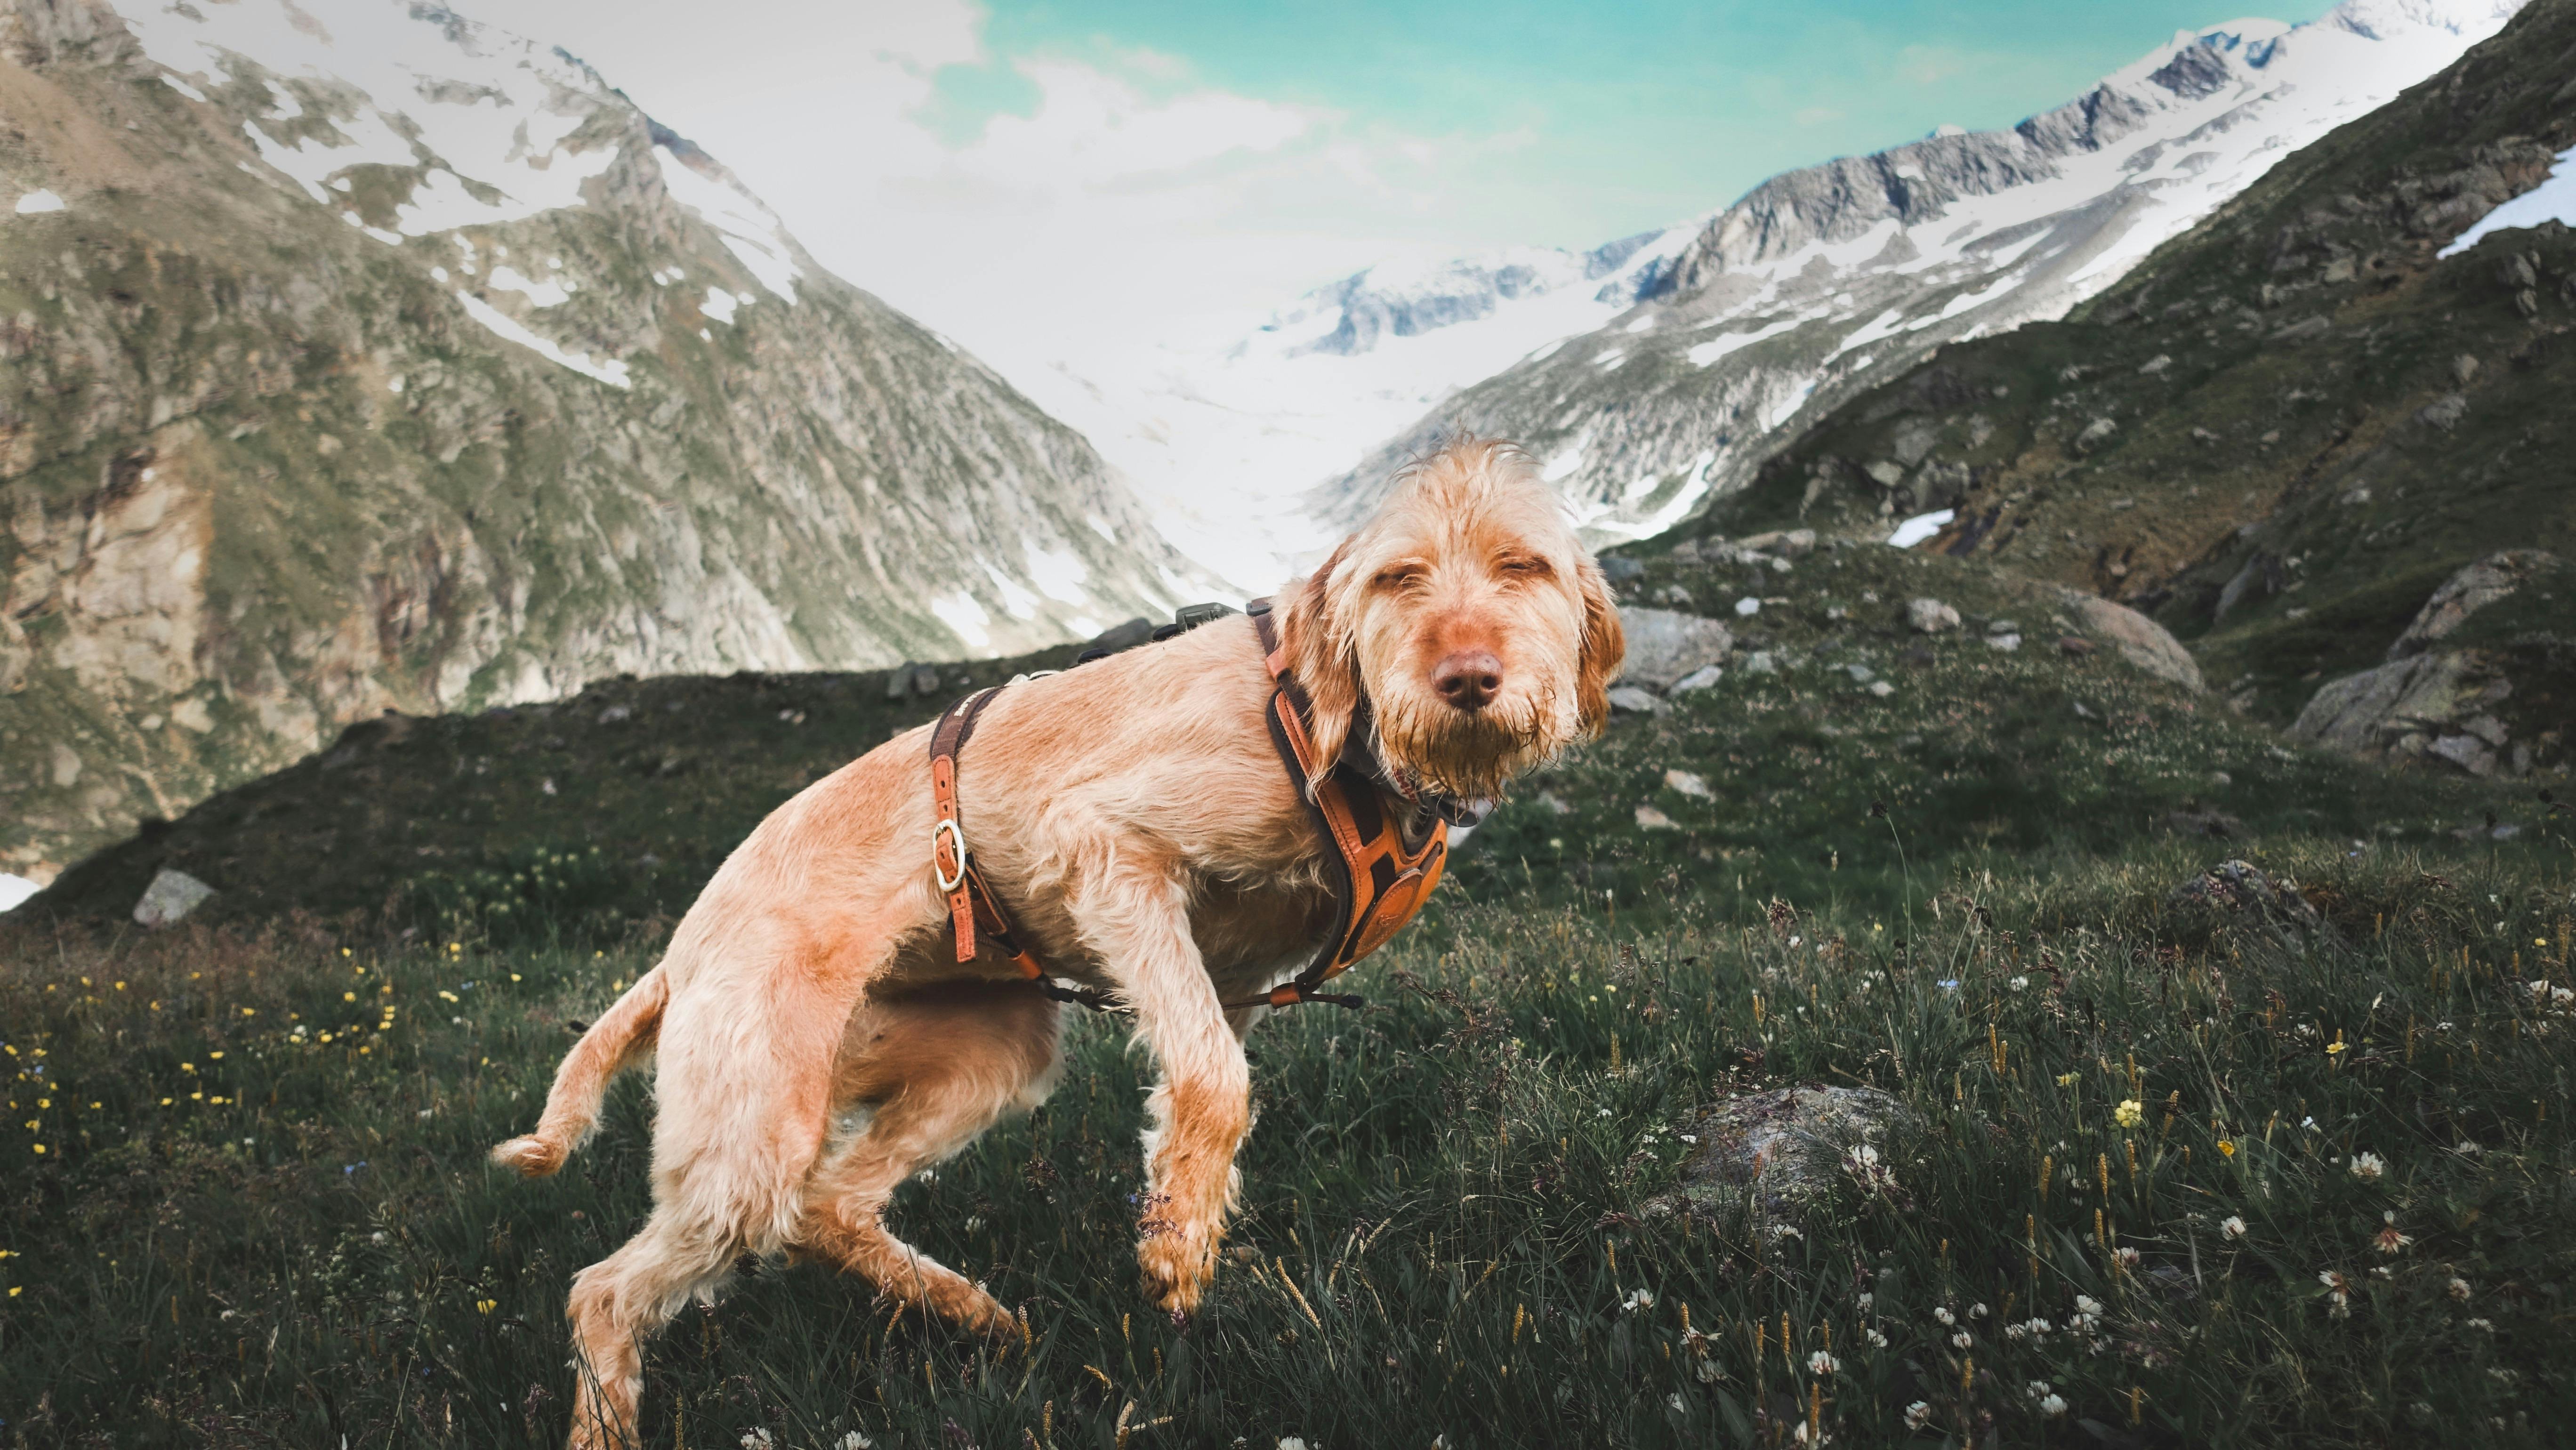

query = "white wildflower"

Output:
[[2465, 1317, 2494, 1332], [2039, 1394, 2068, 1418], [1903, 1402, 1933, 1431], [740, 1433, 773, 1450], [1951, 1331, 1973, 1349], [1621, 1288, 1656, 1313], [2448, 1277, 2473, 1301], [1667, 1392, 1687, 1413], [1866, 1328, 1889, 1347], [2008, 975, 2029, 992], [839, 1435, 872, 1450], [1933, 1306, 1956, 1326], [2350, 1152, 2387, 1183], [2222, 1215, 2248, 1240], [1808, 1350, 1841, 1375]]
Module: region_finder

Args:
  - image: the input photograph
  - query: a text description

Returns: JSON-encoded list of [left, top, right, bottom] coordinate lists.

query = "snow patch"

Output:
[[1887, 509, 1956, 548], [1686, 316, 1802, 367], [653, 144, 803, 299], [451, 290, 630, 389], [700, 288, 740, 324], [0, 873, 40, 912], [487, 265, 572, 308], [1024, 543, 1092, 605], [930, 591, 992, 648], [12, 189, 65, 215]]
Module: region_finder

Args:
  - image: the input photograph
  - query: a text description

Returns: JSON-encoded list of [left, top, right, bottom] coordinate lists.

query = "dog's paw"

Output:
[[1136, 1230, 1215, 1317], [489, 1135, 564, 1177]]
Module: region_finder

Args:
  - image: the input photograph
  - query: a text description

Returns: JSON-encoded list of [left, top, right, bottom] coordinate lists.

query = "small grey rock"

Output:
[[1656, 1086, 1920, 1219], [1906, 598, 1961, 634], [1670, 664, 1724, 695], [134, 868, 217, 927], [1607, 685, 1670, 716]]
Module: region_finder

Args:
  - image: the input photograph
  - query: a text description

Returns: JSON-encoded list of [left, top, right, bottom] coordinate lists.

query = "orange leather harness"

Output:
[[926, 599, 1466, 1013]]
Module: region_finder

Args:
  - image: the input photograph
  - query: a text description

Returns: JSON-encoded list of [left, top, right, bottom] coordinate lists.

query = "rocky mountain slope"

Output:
[[0, 0, 1206, 881], [1692, 0, 2576, 781], [1308, 0, 2525, 542]]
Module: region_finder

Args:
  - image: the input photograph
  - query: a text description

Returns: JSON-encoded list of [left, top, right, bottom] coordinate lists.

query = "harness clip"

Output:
[[932, 818, 969, 894]]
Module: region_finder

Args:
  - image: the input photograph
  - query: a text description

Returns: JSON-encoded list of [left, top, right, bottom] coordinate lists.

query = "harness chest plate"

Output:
[[926, 600, 1452, 1011]]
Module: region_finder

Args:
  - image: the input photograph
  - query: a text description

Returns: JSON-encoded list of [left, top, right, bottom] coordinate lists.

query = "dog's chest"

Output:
[[1187, 872, 1338, 979]]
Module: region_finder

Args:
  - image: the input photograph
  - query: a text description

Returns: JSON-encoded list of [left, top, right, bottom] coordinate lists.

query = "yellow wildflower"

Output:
[[2217, 1139, 2237, 1158], [2114, 1100, 2144, 1128]]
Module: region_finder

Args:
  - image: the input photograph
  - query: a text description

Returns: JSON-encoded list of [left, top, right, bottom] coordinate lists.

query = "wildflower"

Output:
[[1865, 1329, 1888, 1347], [2038, 1393, 2068, 1418], [2116, 1248, 2141, 1269], [1951, 1331, 1972, 1349], [1278, 1439, 1310, 1450], [476, 1299, 497, 1314], [1903, 1402, 1933, 1431], [1933, 1306, 1955, 1325], [1971, 1303, 1988, 1319], [2318, 1270, 2352, 1318], [2217, 1138, 2237, 1158], [1621, 1288, 1656, 1312], [1770, 1224, 1803, 1241], [740, 1433, 773, 1450], [2056, 1072, 2079, 1087], [2114, 1100, 2144, 1128], [2008, 975, 2029, 992], [2222, 1215, 2248, 1240], [1807, 1350, 1840, 1375], [2374, 1215, 2412, 1255], [2350, 1152, 2386, 1183], [2448, 1277, 2473, 1301], [1666, 1391, 1686, 1413], [2325, 1040, 2347, 1057], [2074, 1295, 2104, 1316], [2004, 1321, 2029, 1342], [1856, 1293, 1872, 1310], [2464, 1318, 2494, 1333], [840, 1435, 873, 1450]]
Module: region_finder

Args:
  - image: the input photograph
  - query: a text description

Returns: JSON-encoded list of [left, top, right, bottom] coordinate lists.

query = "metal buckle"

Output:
[[932, 818, 968, 893]]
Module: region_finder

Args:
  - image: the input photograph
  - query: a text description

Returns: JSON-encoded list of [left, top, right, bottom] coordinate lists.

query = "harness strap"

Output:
[[927, 687, 1052, 983]]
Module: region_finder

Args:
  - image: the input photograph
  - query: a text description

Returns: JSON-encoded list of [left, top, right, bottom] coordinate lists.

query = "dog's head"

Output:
[[1280, 436, 1624, 800]]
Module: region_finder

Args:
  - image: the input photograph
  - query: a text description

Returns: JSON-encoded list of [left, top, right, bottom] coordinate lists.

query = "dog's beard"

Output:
[[1369, 680, 1565, 802]]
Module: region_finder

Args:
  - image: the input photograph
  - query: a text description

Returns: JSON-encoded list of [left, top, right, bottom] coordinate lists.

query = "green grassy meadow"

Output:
[[3, 733, 2572, 1444], [4, 540, 2573, 1448]]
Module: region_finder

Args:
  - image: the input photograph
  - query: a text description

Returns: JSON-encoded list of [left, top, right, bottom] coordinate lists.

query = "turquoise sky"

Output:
[[924, 0, 2341, 244]]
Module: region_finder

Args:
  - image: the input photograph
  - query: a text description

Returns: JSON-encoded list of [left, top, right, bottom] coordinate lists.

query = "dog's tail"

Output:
[[490, 965, 669, 1177]]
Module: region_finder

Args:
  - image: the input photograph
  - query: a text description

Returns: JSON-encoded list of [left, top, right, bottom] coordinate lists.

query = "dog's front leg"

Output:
[[1078, 861, 1247, 1321]]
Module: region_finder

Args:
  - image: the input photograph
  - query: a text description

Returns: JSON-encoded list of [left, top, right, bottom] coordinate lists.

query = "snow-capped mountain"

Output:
[[1007, 226, 1702, 588], [1289, 0, 2524, 541], [0, 0, 1209, 878]]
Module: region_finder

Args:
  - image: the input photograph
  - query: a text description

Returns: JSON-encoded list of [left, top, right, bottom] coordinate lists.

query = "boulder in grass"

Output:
[[1615, 608, 1733, 692], [1906, 597, 1960, 634], [1607, 685, 1670, 717], [1650, 1085, 1920, 1219], [2165, 859, 2327, 942], [133, 868, 216, 927], [2049, 588, 2203, 692]]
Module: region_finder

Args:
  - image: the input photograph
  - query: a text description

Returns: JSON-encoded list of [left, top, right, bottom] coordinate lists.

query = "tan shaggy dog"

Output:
[[491, 437, 1625, 1448]]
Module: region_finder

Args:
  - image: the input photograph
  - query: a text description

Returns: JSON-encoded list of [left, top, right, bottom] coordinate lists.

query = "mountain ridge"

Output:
[[0, 0, 1206, 880], [1299, 0, 2524, 543]]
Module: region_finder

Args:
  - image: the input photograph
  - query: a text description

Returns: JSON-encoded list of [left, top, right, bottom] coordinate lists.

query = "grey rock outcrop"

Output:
[[2290, 551, 2562, 776], [2052, 589, 2203, 691], [1906, 598, 1962, 634], [1615, 608, 1733, 692], [2389, 549, 2559, 658], [2165, 860, 2324, 939]]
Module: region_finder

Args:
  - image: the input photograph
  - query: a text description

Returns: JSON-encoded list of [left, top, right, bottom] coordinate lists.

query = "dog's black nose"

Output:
[[1434, 650, 1503, 710]]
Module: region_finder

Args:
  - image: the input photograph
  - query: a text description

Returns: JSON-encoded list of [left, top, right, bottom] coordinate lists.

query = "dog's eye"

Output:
[[1373, 565, 1427, 590], [1498, 556, 1554, 579]]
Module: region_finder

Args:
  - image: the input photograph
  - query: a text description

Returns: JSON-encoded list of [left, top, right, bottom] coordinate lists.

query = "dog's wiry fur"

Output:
[[492, 437, 1624, 1448]]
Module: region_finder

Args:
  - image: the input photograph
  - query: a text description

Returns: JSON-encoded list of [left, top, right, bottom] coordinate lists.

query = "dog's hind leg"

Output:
[[564, 1209, 735, 1450], [792, 984, 1061, 1336]]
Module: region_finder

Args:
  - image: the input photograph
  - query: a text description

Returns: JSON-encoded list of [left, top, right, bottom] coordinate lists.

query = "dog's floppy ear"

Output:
[[1573, 553, 1625, 737], [1280, 534, 1362, 775]]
